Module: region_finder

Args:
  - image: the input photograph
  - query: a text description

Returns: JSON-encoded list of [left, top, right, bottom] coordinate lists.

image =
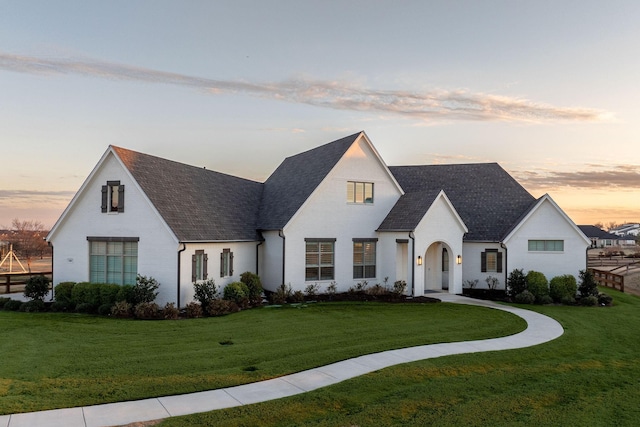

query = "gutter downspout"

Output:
[[500, 242, 508, 291], [256, 240, 263, 275], [409, 231, 415, 296], [48, 242, 54, 301], [278, 230, 286, 285], [177, 243, 186, 308]]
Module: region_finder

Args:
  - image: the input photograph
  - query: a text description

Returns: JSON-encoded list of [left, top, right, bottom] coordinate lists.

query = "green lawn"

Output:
[[0, 301, 524, 415], [160, 288, 640, 427]]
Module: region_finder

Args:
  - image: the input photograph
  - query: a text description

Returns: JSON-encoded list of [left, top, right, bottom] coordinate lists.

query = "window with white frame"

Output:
[[347, 181, 374, 204], [88, 237, 138, 285], [528, 240, 564, 251], [353, 239, 377, 279], [305, 239, 335, 281]]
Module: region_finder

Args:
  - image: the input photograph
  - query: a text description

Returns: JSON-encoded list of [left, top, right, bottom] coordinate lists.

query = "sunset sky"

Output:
[[1, 1, 639, 229]]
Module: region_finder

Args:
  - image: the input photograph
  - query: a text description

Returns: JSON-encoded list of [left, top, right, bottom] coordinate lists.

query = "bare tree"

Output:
[[10, 219, 49, 271], [606, 221, 618, 231], [593, 222, 604, 230]]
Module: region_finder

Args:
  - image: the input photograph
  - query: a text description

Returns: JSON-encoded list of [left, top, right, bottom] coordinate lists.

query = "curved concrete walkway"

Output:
[[0, 295, 564, 427]]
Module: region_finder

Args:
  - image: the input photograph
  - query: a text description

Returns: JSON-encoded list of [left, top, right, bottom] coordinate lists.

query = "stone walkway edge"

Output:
[[0, 294, 564, 427]]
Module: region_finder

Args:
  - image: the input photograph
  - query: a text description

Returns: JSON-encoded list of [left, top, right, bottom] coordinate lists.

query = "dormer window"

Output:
[[347, 181, 374, 204], [101, 181, 125, 213]]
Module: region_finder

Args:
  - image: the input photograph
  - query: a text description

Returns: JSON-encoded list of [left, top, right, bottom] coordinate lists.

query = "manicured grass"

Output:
[[0, 301, 524, 415], [160, 288, 640, 426]]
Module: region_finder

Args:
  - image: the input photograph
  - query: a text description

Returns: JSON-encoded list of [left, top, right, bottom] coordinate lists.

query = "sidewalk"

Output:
[[0, 295, 564, 427]]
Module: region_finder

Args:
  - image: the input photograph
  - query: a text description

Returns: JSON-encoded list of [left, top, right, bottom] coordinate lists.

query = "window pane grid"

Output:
[[528, 240, 564, 252], [305, 240, 334, 281], [347, 181, 374, 204], [90, 240, 137, 285], [353, 241, 376, 279]]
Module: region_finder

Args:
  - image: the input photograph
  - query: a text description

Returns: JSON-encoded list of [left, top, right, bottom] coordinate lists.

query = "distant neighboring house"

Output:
[[609, 223, 640, 245], [47, 132, 590, 306], [578, 225, 619, 248]]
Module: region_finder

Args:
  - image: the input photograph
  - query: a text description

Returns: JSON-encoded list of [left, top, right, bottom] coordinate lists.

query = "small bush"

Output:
[[464, 279, 479, 290], [54, 282, 76, 303], [325, 282, 337, 296], [560, 295, 576, 305], [75, 302, 94, 313], [598, 293, 613, 306], [526, 271, 549, 303], [133, 275, 160, 304], [240, 272, 263, 305], [100, 284, 121, 306], [0, 297, 11, 309], [193, 279, 218, 315], [507, 269, 527, 297], [290, 290, 305, 303], [515, 290, 535, 304], [538, 295, 554, 305], [71, 282, 101, 309], [270, 283, 292, 305], [24, 275, 50, 301], [20, 299, 45, 312], [304, 283, 320, 299], [111, 301, 133, 318], [485, 276, 500, 290], [207, 299, 240, 316], [392, 280, 407, 296], [134, 302, 161, 320], [51, 301, 72, 312], [349, 281, 369, 294], [579, 269, 599, 298], [223, 281, 249, 307], [185, 301, 203, 318], [549, 275, 578, 303], [367, 284, 388, 296], [4, 299, 22, 311], [116, 285, 136, 304], [580, 295, 598, 306], [98, 303, 113, 316], [162, 302, 180, 320]]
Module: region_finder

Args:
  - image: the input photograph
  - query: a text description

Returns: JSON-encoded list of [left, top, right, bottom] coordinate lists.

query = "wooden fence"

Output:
[[589, 268, 624, 293], [0, 272, 52, 294]]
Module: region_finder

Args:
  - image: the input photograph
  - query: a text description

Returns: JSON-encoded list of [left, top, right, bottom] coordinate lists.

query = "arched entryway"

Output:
[[421, 241, 454, 293]]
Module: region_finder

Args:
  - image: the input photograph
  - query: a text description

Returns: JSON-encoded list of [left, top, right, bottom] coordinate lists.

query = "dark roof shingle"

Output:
[[113, 146, 264, 242]]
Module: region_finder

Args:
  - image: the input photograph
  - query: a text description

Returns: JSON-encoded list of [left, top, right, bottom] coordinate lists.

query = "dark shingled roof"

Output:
[[378, 190, 443, 231], [387, 164, 536, 241], [257, 132, 361, 230], [112, 146, 264, 242], [577, 225, 618, 240]]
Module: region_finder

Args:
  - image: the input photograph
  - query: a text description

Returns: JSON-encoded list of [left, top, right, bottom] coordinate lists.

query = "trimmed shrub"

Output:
[[515, 290, 535, 304], [54, 282, 76, 303], [224, 281, 249, 306], [598, 293, 613, 306], [98, 303, 113, 316], [24, 275, 50, 301], [116, 285, 135, 304], [549, 275, 578, 303], [579, 269, 599, 298], [507, 269, 527, 297], [0, 297, 11, 309], [51, 301, 72, 312], [75, 302, 94, 313], [240, 272, 263, 305], [185, 301, 203, 318], [207, 299, 240, 316], [526, 271, 549, 303], [111, 301, 133, 318], [20, 299, 45, 312], [539, 295, 554, 305], [193, 279, 218, 315], [580, 295, 598, 306], [561, 295, 576, 305], [99, 284, 121, 306], [71, 282, 101, 309], [162, 302, 180, 320], [134, 302, 161, 320], [133, 275, 160, 305], [4, 299, 22, 311]]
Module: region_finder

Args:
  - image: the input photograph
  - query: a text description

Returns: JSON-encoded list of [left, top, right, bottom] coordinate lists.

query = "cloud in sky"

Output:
[[514, 165, 640, 191], [0, 52, 611, 123]]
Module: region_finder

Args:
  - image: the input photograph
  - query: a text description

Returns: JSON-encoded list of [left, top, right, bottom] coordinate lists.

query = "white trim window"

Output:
[[353, 239, 377, 279], [528, 240, 564, 252], [347, 181, 374, 204], [305, 239, 335, 281]]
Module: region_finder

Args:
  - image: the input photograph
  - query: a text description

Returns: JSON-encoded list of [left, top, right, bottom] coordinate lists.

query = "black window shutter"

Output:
[[220, 252, 224, 277], [230, 252, 234, 276], [101, 185, 108, 213], [191, 254, 196, 282], [118, 185, 125, 212], [480, 251, 487, 272], [497, 252, 503, 273], [203, 254, 208, 279]]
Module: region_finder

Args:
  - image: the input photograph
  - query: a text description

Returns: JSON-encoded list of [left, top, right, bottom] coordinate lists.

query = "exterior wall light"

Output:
[[417, 256, 422, 266], [456, 255, 462, 265]]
